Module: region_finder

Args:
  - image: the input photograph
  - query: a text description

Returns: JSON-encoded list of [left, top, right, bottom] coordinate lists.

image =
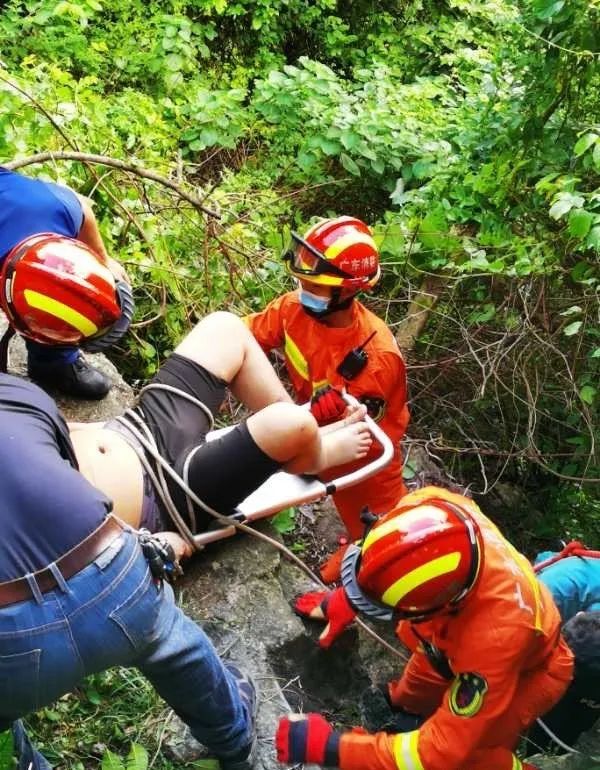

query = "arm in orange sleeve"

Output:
[[373, 350, 407, 406], [388, 648, 448, 717], [244, 295, 286, 352], [369, 350, 410, 436], [338, 624, 531, 770]]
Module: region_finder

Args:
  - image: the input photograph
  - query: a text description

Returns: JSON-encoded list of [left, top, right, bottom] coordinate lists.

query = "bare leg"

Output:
[[175, 311, 371, 472], [174, 312, 292, 411], [246, 403, 372, 475]]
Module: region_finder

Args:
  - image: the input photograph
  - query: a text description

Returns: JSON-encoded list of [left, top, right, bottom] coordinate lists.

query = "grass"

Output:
[[23, 668, 186, 770]]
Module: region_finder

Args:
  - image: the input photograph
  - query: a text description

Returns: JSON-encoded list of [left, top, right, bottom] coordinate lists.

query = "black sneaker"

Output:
[[28, 354, 111, 400], [218, 665, 258, 770]]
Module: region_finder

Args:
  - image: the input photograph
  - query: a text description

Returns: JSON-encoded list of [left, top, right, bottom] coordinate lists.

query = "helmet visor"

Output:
[[284, 232, 353, 280]]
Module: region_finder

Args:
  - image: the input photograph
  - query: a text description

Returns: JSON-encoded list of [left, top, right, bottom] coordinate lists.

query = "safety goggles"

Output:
[[283, 232, 354, 280]]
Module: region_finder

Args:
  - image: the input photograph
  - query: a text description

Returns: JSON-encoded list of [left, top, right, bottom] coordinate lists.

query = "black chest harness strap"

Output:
[[411, 626, 454, 681]]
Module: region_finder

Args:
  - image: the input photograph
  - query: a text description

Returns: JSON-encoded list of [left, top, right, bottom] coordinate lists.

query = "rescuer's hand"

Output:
[[294, 587, 357, 649], [310, 385, 347, 425], [276, 713, 340, 766]]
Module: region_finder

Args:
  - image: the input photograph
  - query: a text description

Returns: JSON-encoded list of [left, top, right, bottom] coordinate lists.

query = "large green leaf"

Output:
[[271, 507, 296, 534], [579, 385, 597, 405], [102, 750, 124, 770], [563, 321, 583, 336], [126, 744, 148, 770], [340, 153, 361, 176], [568, 209, 593, 238], [573, 132, 598, 157]]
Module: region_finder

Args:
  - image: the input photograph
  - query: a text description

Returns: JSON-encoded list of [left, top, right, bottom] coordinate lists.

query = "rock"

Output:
[[161, 523, 410, 769], [528, 728, 600, 769]]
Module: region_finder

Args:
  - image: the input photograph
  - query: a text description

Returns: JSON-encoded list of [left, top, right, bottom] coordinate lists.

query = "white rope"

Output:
[[534, 718, 580, 755], [138, 383, 215, 430]]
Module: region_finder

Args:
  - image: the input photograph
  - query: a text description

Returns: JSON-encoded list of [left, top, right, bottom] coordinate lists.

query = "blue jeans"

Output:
[[0, 530, 251, 759]]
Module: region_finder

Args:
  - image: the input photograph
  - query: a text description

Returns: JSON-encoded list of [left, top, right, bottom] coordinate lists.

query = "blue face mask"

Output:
[[299, 289, 330, 314]]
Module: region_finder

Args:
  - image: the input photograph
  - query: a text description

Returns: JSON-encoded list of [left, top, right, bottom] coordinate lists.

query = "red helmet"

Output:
[[0, 233, 120, 346], [341, 496, 484, 621], [285, 216, 381, 289]]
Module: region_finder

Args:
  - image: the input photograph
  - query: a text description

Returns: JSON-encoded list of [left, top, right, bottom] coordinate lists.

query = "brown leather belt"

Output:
[[0, 515, 126, 608]]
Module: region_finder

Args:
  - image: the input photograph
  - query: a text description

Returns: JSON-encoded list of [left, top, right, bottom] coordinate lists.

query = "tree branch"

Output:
[[5, 151, 221, 220]]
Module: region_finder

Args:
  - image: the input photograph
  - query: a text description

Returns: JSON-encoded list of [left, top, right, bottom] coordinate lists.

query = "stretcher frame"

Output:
[[191, 398, 394, 549]]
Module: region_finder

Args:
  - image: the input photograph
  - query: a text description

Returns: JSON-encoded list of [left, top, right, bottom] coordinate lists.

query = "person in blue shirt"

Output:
[[0, 167, 129, 399], [526, 548, 600, 754], [0, 371, 257, 770], [536, 549, 600, 621]]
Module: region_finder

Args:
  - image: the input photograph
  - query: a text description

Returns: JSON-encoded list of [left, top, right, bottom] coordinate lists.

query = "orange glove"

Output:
[[310, 385, 346, 425], [294, 587, 357, 649], [276, 713, 341, 765]]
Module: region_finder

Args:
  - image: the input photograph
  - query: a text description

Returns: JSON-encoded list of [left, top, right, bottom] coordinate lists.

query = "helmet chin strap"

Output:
[[303, 288, 357, 320]]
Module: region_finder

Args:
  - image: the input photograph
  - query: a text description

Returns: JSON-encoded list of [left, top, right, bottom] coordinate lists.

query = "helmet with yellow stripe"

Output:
[[285, 216, 380, 289], [341, 495, 484, 621], [0, 233, 121, 346]]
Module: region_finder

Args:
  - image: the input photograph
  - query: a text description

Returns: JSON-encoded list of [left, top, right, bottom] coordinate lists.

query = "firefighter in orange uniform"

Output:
[[276, 487, 574, 770], [245, 217, 409, 575]]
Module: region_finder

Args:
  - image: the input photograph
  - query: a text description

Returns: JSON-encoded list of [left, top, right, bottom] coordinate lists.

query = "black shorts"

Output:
[[117, 353, 281, 533]]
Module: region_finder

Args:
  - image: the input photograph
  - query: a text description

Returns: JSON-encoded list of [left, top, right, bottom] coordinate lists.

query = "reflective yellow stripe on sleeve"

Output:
[[511, 754, 523, 770], [283, 331, 310, 382], [392, 731, 424, 770]]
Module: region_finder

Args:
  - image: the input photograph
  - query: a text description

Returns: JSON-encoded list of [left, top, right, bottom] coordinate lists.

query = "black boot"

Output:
[[28, 354, 111, 400]]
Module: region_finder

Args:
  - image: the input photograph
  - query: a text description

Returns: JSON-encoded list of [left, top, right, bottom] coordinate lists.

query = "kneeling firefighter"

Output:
[[0, 233, 134, 377], [281, 486, 574, 770]]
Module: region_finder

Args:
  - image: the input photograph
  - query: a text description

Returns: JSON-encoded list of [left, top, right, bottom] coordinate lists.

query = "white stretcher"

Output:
[[192, 400, 394, 549]]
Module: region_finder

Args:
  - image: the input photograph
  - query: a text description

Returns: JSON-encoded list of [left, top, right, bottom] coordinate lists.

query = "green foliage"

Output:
[[0, 730, 14, 770], [270, 507, 296, 535], [0, 0, 598, 504], [26, 669, 176, 769], [102, 744, 148, 770]]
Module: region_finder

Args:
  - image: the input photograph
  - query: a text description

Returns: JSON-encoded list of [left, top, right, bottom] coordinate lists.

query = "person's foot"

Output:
[[28, 354, 111, 400], [318, 419, 372, 470], [218, 665, 258, 770]]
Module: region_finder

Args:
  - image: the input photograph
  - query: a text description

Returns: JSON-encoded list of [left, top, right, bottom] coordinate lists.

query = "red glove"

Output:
[[310, 385, 346, 425], [276, 713, 340, 765], [294, 587, 357, 649]]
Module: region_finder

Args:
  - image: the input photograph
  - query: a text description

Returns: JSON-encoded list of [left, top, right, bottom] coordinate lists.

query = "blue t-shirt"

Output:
[[0, 374, 112, 581], [0, 168, 83, 259], [536, 551, 600, 623]]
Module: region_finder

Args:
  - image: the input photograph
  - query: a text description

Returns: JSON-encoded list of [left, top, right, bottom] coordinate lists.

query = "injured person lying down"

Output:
[[67, 311, 373, 559]]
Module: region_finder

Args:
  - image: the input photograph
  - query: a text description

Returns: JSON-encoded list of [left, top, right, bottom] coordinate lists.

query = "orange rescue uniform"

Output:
[[339, 488, 574, 770], [245, 291, 410, 538]]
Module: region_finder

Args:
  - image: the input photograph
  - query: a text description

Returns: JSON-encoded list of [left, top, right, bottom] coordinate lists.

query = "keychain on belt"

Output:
[[138, 529, 184, 586]]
